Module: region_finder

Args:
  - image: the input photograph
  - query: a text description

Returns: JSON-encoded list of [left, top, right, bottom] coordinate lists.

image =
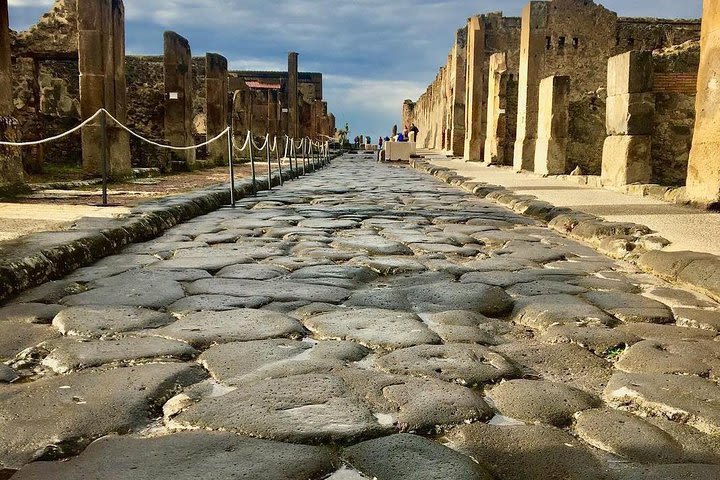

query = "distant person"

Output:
[[384, 136, 390, 142], [397, 132, 406, 142], [410, 123, 419, 140], [403, 126, 409, 139], [379, 137, 384, 148]]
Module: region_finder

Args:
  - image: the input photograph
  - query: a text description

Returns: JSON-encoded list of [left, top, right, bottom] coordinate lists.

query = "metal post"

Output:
[[302, 140, 307, 175], [227, 127, 235, 207], [266, 135, 272, 190], [249, 135, 256, 195], [100, 109, 108, 206]]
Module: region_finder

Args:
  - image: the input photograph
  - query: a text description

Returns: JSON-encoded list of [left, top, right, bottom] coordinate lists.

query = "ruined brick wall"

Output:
[[651, 41, 700, 186]]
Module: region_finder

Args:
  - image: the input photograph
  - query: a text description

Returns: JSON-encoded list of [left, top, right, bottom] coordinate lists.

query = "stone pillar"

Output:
[[534, 75, 570, 175], [288, 52, 299, 139], [0, 0, 23, 190], [450, 27, 467, 157], [78, 0, 131, 178], [687, 0, 720, 204], [485, 52, 512, 165], [164, 31, 195, 168], [514, 1, 547, 172], [232, 86, 252, 160], [464, 16, 486, 162], [601, 51, 654, 187], [206, 53, 228, 166]]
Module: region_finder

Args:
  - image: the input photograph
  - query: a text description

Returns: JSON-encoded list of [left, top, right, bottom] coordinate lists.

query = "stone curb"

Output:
[[410, 159, 720, 302], [0, 162, 328, 303]]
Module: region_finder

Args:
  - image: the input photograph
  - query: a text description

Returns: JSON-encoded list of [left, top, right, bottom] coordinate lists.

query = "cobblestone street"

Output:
[[2, 154, 720, 479]]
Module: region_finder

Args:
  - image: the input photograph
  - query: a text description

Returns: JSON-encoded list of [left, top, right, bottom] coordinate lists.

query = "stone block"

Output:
[[607, 51, 653, 96], [534, 137, 568, 176], [606, 93, 655, 136], [601, 135, 652, 187], [78, 30, 104, 75], [536, 76, 570, 140]]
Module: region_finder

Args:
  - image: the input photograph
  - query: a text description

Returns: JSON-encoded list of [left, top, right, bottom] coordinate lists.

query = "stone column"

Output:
[[164, 31, 195, 169], [687, 0, 720, 204], [464, 16, 486, 162], [534, 75, 570, 175], [601, 51, 654, 187], [514, 1, 547, 172], [450, 27, 467, 157], [0, 0, 23, 191], [78, 0, 131, 178], [232, 86, 252, 160], [288, 52, 299, 139], [485, 52, 512, 165], [206, 53, 228, 166]]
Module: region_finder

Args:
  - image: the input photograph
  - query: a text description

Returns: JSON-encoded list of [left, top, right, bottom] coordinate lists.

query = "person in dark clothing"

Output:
[[410, 123, 419, 140]]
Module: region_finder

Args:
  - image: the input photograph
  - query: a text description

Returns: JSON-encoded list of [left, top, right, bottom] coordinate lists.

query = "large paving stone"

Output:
[[41, 337, 198, 373], [288, 265, 379, 289], [644, 416, 720, 465], [674, 308, 720, 333], [507, 280, 587, 297], [0, 364, 206, 469], [0, 303, 63, 324], [0, 364, 19, 383], [186, 278, 351, 304], [65, 254, 159, 282], [304, 308, 440, 350], [61, 274, 185, 309], [540, 324, 641, 355], [299, 218, 359, 229], [331, 235, 412, 255], [617, 323, 717, 342], [604, 372, 720, 435], [0, 321, 60, 360], [172, 373, 389, 445], [460, 268, 579, 287], [582, 292, 674, 324], [344, 434, 493, 480], [616, 339, 720, 379], [448, 423, 610, 480], [487, 380, 600, 427], [52, 306, 175, 338], [574, 408, 684, 463], [151, 250, 254, 271], [512, 294, 617, 331], [168, 294, 270, 313], [609, 463, 720, 480], [374, 344, 519, 386], [347, 256, 428, 274], [495, 342, 612, 395], [12, 432, 338, 480], [216, 263, 288, 280], [145, 309, 304, 348]]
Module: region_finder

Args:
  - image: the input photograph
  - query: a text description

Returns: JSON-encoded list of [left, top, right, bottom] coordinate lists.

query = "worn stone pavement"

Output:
[[1, 153, 720, 479]]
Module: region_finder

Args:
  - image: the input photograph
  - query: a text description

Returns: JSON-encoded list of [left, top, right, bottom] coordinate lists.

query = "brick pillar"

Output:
[[514, 1, 547, 172], [288, 52, 299, 139], [464, 16, 486, 162], [164, 31, 195, 169], [0, 0, 23, 191], [484, 52, 516, 166], [206, 53, 228, 166], [601, 51, 654, 187], [687, 0, 720, 204], [450, 27, 467, 157], [78, 0, 131, 178], [534, 75, 570, 175]]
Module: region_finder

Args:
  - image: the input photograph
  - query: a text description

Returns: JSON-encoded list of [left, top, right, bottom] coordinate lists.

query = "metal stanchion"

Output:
[[99, 110, 108, 206], [249, 134, 257, 195], [276, 137, 283, 186], [266, 135, 272, 190], [227, 127, 235, 207], [302, 140, 307, 176]]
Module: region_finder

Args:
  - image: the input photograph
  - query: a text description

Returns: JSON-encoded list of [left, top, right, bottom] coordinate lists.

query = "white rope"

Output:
[[0, 110, 103, 146], [103, 109, 229, 151], [232, 131, 251, 152], [283, 136, 289, 159], [251, 134, 269, 151]]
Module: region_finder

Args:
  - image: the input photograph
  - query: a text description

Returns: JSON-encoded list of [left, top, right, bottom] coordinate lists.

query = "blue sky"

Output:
[[9, 0, 702, 139]]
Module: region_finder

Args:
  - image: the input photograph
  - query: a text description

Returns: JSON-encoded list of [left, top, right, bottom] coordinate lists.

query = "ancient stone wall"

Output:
[[0, 0, 23, 190]]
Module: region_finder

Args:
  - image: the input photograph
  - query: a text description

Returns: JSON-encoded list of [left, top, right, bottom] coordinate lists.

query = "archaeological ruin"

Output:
[[0, 0, 336, 184], [402, 0, 720, 205]]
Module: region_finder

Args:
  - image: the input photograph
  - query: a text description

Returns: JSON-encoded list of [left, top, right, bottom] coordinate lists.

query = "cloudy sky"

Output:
[[9, 0, 702, 139]]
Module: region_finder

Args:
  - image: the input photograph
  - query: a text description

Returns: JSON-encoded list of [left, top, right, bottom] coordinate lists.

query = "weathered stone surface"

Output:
[[582, 291, 674, 324], [0, 321, 60, 360], [42, 337, 198, 373], [448, 423, 610, 480], [0, 364, 206, 469], [331, 235, 412, 255], [173, 373, 388, 445], [61, 275, 185, 309], [574, 408, 684, 463], [644, 416, 720, 465], [348, 256, 427, 275], [52, 306, 174, 338], [186, 279, 350, 304], [198, 339, 311, 381], [488, 380, 600, 426], [344, 434, 493, 480], [11, 431, 339, 480], [145, 309, 304, 348], [615, 339, 720, 379], [617, 323, 717, 342], [374, 344, 519, 386], [604, 372, 720, 435], [304, 308, 440, 350], [0, 364, 18, 383], [601, 135, 652, 187], [512, 294, 617, 331], [674, 308, 720, 333], [610, 463, 720, 480], [0, 303, 62, 324], [606, 93, 655, 135], [541, 324, 640, 355], [168, 295, 270, 313], [215, 264, 288, 280]]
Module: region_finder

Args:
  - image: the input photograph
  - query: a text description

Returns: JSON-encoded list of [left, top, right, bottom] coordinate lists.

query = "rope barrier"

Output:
[[0, 109, 103, 146]]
